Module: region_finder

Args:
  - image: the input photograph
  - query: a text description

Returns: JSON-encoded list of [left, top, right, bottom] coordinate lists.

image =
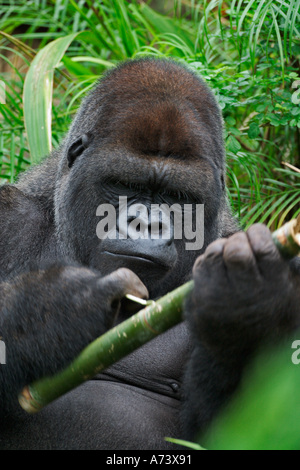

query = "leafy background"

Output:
[[1, 0, 300, 450], [1, 0, 300, 229]]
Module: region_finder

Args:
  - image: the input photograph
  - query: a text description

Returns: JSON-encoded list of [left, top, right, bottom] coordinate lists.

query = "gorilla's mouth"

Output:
[[102, 251, 170, 271], [98, 251, 172, 286]]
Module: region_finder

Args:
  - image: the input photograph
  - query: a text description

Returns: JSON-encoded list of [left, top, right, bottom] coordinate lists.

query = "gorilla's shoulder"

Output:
[[0, 184, 57, 279], [0, 184, 47, 229], [0, 184, 28, 209], [290, 256, 300, 274]]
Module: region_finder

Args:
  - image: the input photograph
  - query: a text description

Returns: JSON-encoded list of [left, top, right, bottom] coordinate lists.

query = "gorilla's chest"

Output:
[[1, 323, 191, 450], [98, 322, 192, 399]]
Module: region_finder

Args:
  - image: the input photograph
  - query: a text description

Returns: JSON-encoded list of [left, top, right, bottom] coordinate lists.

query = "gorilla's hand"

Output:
[[0, 266, 148, 406], [98, 268, 149, 320], [187, 224, 300, 365], [91, 267, 149, 326]]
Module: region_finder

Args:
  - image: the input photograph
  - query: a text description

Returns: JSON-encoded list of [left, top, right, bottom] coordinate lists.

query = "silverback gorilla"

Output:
[[0, 58, 299, 450]]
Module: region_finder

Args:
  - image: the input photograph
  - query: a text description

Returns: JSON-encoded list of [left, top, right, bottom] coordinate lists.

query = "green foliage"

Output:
[[23, 32, 84, 162], [201, 339, 300, 450], [167, 338, 300, 451], [1, 1, 300, 451], [0, 0, 299, 227]]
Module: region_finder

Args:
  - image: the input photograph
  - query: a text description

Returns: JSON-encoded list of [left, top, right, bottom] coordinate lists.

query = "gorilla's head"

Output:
[[54, 58, 235, 298]]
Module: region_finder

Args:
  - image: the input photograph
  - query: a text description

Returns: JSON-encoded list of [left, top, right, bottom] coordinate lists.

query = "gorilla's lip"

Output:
[[101, 251, 170, 271]]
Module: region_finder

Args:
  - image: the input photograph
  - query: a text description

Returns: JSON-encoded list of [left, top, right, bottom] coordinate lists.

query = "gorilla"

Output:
[[1, 57, 299, 450]]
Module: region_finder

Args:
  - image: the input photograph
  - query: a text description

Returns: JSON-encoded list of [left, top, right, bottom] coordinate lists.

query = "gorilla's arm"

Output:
[[183, 224, 300, 440], [0, 185, 148, 418], [0, 265, 148, 418]]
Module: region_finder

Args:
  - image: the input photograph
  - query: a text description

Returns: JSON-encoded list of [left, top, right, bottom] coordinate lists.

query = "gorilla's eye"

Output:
[[159, 188, 197, 204], [160, 188, 185, 200], [126, 182, 147, 192], [105, 179, 197, 204], [67, 133, 94, 168], [108, 180, 147, 195]]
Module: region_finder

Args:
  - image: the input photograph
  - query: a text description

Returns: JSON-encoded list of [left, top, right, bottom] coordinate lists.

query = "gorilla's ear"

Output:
[[67, 133, 94, 168], [221, 174, 225, 191]]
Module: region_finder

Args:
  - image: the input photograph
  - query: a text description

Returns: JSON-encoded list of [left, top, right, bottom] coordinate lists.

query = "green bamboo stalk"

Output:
[[19, 218, 300, 413], [272, 217, 300, 258]]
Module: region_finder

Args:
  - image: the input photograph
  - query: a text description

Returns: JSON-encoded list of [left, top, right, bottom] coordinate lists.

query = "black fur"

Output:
[[0, 58, 244, 449]]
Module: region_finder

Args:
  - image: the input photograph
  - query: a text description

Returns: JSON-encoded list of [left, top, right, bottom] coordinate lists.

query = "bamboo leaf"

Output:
[[283, 0, 296, 59], [111, 0, 140, 57], [67, 0, 115, 54], [23, 32, 83, 163], [250, 0, 273, 68], [270, 6, 285, 80], [165, 438, 206, 450], [237, 0, 257, 37], [139, 3, 194, 50], [290, 0, 300, 56]]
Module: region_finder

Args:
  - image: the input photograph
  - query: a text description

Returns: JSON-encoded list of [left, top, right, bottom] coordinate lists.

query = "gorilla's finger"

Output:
[[104, 268, 149, 301], [203, 238, 226, 261], [193, 239, 227, 285], [193, 239, 226, 273], [223, 231, 259, 280], [247, 224, 283, 277]]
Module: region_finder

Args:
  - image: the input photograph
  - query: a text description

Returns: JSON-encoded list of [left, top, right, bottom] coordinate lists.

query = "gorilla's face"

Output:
[[55, 59, 226, 298]]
